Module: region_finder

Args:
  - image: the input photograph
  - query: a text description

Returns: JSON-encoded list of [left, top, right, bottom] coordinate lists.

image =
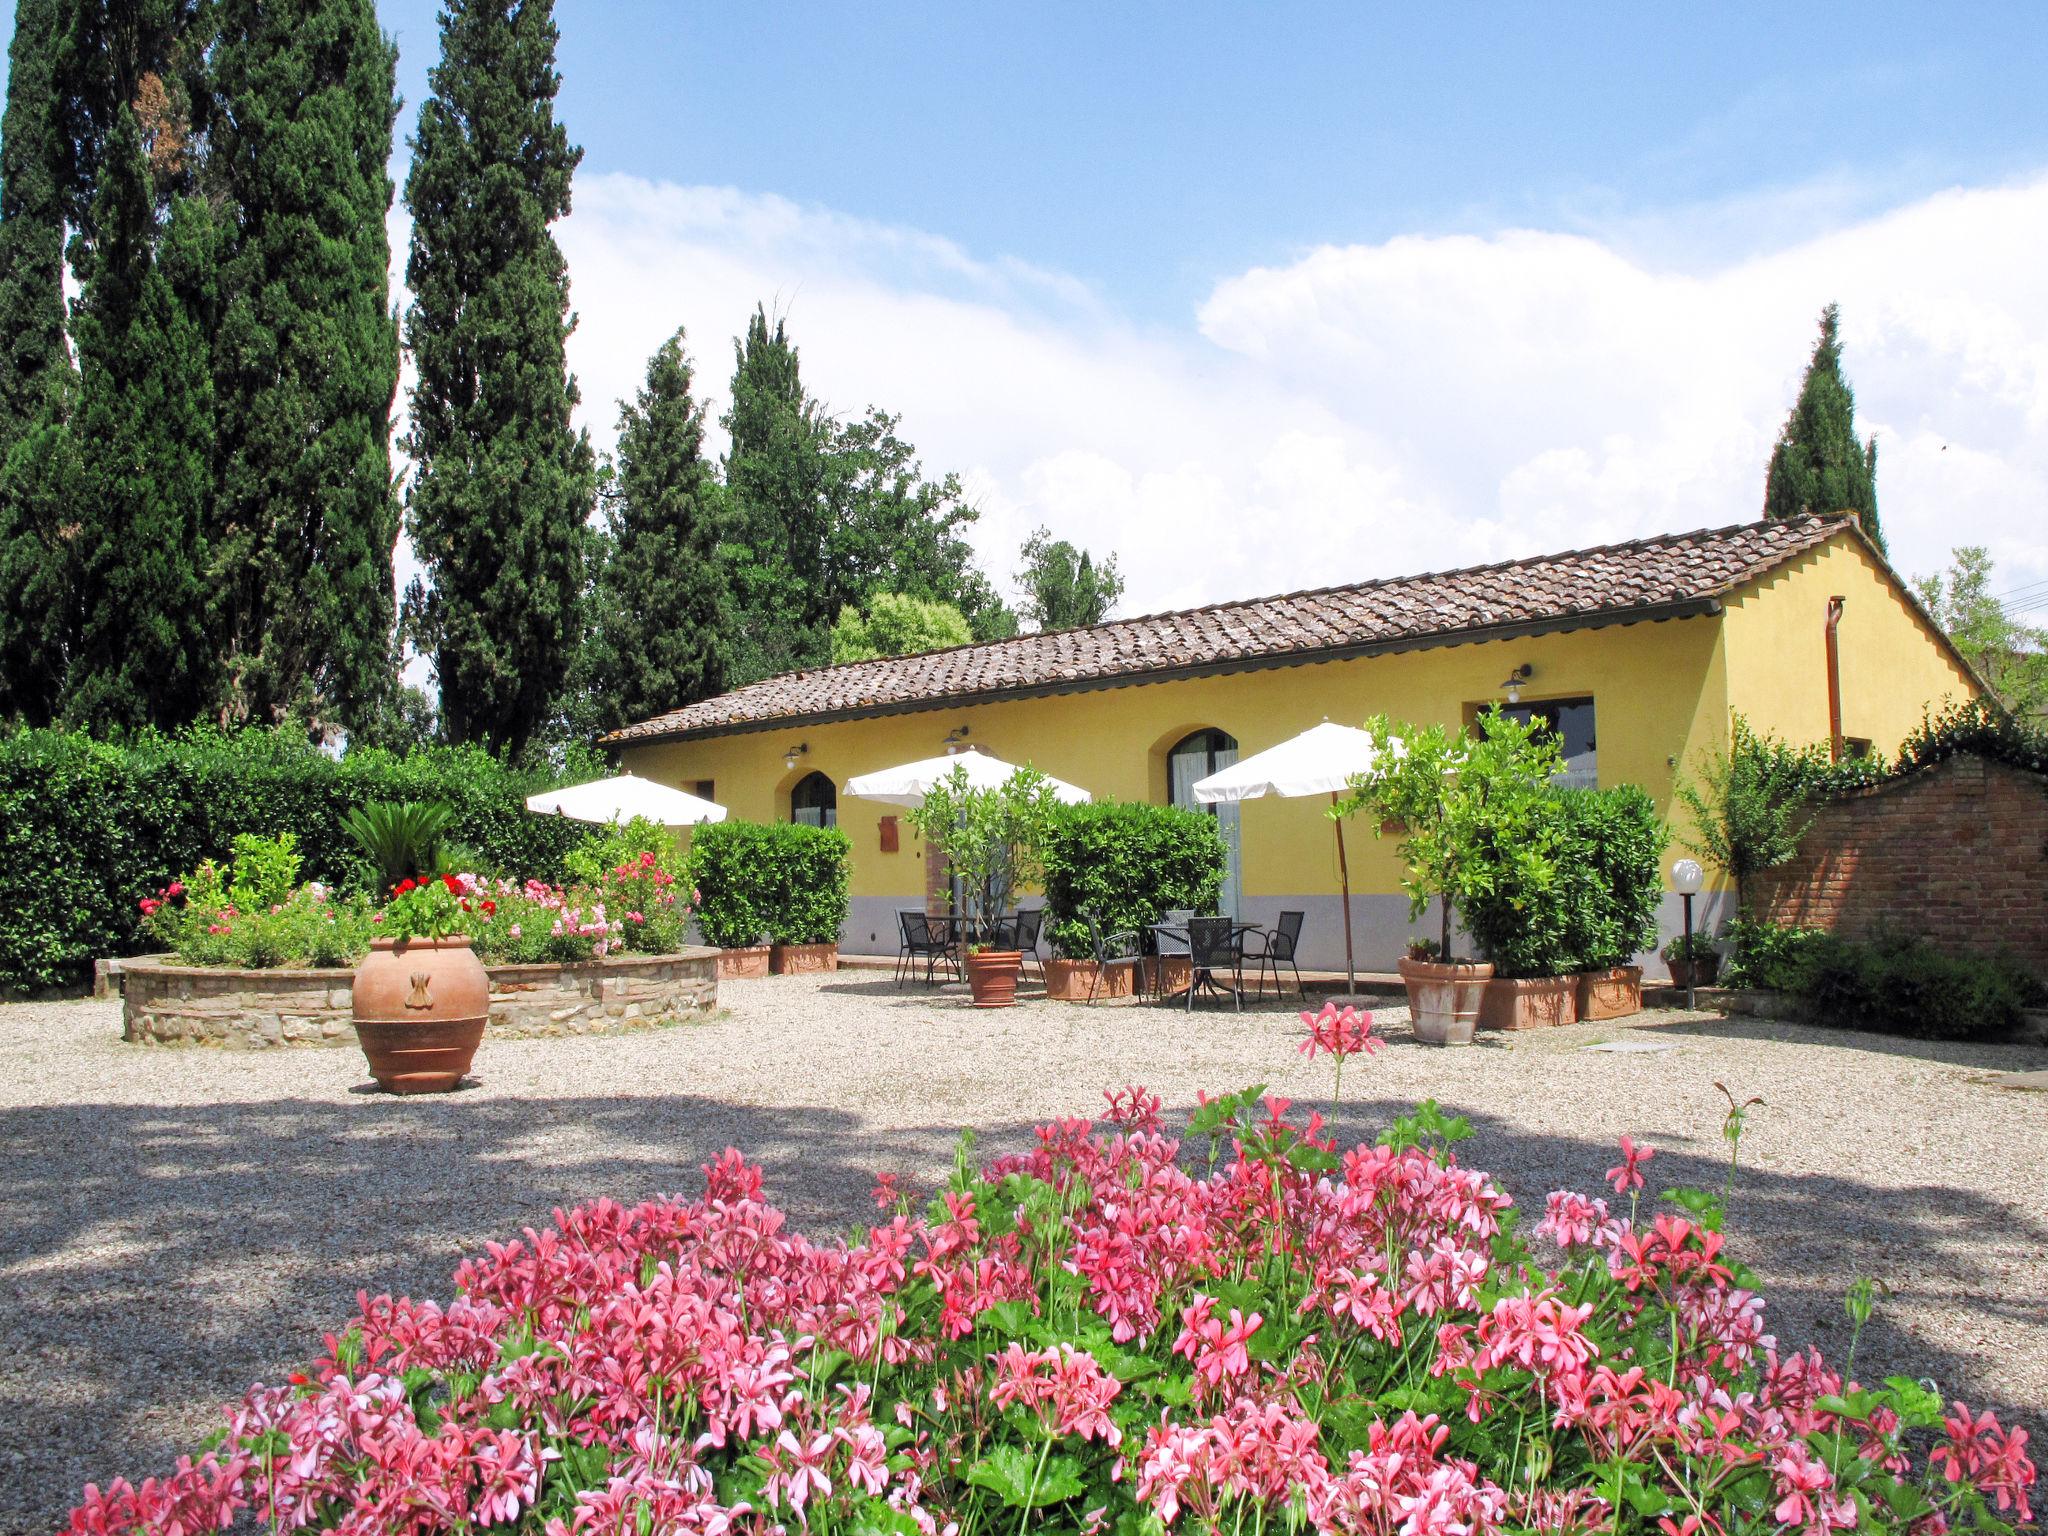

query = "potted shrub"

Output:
[[764, 823, 852, 973], [1559, 785, 1666, 1021], [689, 821, 773, 977], [1039, 801, 1227, 1004], [908, 763, 1063, 1007], [354, 873, 488, 1093], [1663, 931, 1723, 990]]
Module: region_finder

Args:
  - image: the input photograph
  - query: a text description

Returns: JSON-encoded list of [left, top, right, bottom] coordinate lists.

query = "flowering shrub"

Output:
[[67, 1017, 2033, 1536], [142, 849, 376, 970], [380, 872, 477, 942]]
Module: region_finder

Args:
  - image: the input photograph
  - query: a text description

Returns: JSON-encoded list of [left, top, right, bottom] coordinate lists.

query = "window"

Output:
[[691, 779, 715, 801], [790, 771, 837, 828], [1842, 737, 1873, 760], [1167, 729, 1242, 917], [1499, 697, 1597, 788]]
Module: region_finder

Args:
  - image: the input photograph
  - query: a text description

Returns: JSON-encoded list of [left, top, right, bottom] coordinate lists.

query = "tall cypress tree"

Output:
[[208, 0, 401, 733], [66, 110, 216, 729], [720, 304, 828, 684], [0, 0, 69, 443], [1763, 303, 1884, 552], [585, 329, 726, 732], [0, 0, 82, 724], [401, 0, 594, 756]]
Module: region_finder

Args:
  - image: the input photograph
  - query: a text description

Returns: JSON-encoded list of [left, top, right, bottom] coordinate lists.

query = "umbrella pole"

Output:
[[1331, 791, 1356, 1001]]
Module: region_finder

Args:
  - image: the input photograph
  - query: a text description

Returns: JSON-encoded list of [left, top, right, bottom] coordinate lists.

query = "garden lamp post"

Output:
[[1670, 858, 1704, 1009]]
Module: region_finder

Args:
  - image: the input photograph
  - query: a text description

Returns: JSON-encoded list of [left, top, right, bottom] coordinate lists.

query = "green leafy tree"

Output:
[[401, 0, 595, 757], [1673, 716, 1835, 909], [0, 371, 83, 723], [65, 110, 217, 729], [1016, 525, 1124, 631], [585, 328, 727, 732], [906, 763, 1064, 942], [206, 0, 402, 734], [1763, 303, 1883, 552], [1914, 546, 2048, 723], [830, 591, 973, 663]]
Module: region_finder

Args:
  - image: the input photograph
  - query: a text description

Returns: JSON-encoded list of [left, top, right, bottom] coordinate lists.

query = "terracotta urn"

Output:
[[352, 936, 489, 1094], [1666, 953, 1721, 990], [769, 941, 839, 974], [964, 949, 1023, 1008], [1397, 955, 1492, 1046]]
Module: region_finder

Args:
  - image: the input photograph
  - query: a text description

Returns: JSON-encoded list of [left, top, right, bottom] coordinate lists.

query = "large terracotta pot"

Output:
[[716, 945, 772, 979], [1576, 965, 1644, 1021], [1478, 974, 1579, 1031], [1146, 954, 1193, 998], [352, 936, 489, 1094], [1398, 956, 1492, 1046], [965, 949, 1022, 1008], [1044, 957, 1134, 1002], [770, 942, 839, 974]]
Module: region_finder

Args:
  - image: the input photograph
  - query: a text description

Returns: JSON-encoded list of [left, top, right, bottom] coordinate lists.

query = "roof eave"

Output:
[[608, 596, 1725, 748]]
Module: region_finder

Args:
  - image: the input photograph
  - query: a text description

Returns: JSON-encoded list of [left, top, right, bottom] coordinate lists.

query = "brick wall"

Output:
[[1747, 752, 2048, 971]]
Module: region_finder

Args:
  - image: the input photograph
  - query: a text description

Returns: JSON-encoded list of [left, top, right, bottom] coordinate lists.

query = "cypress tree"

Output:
[[0, 0, 82, 724], [0, 0, 70, 444], [585, 329, 726, 732], [401, 0, 594, 756], [720, 305, 828, 684], [1763, 303, 1884, 552], [207, 0, 402, 733], [66, 111, 216, 729]]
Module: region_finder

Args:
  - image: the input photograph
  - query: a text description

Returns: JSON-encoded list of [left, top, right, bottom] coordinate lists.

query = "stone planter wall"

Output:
[[119, 948, 719, 1049]]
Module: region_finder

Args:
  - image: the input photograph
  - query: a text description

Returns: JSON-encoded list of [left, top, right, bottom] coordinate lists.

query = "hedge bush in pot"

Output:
[[1553, 784, 1665, 972], [1040, 800, 1227, 960], [688, 820, 850, 951]]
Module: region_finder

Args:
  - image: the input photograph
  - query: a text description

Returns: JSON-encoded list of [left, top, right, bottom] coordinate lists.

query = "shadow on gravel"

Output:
[[1619, 1010, 2048, 1072], [3, 1084, 2041, 1532]]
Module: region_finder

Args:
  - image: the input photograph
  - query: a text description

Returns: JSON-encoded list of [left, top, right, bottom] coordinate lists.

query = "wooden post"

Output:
[[1332, 791, 1356, 1000]]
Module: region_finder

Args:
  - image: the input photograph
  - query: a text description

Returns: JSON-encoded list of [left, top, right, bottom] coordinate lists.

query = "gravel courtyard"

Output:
[[3, 973, 2044, 1534]]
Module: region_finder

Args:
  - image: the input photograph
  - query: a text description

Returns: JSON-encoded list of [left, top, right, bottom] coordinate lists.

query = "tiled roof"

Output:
[[606, 515, 1856, 744]]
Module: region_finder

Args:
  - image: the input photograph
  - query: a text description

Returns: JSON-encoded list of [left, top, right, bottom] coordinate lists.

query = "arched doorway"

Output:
[[1167, 729, 1241, 918], [790, 771, 838, 828]]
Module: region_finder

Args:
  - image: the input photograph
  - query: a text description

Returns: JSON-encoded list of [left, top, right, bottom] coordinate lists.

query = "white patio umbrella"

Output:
[[845, 748, 1091, 806], [1191, 721, 1400, 1001], [525, 773, 728, 827]]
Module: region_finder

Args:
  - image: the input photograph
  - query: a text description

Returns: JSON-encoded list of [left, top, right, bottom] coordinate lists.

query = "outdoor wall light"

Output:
[[1500, 663, 1534, 704], [783, 742, 809, 769], [942, 723, 970, 750]]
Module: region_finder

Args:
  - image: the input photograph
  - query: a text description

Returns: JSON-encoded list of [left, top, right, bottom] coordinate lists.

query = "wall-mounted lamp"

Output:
[[942, 723, 971, 752], [783, 742, 809, 770], [1500, 663, 1534, 704]]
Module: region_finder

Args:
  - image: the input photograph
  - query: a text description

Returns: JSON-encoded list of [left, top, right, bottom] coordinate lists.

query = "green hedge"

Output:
[[689, 820, 851, 948], [1796, 929, 2040, 1041], [0, 727, 602, 991], [1040, 801, 1227, 960]]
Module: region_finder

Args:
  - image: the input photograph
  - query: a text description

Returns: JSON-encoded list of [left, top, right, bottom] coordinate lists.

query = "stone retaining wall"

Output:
[[120, 949, 719, 1048]]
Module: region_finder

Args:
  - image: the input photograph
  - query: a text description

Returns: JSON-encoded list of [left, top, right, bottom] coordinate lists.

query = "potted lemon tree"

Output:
[[908, 763, 1063, 1007]]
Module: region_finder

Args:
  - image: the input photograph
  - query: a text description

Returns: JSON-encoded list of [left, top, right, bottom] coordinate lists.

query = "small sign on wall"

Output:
[[879, 815, 899, 853]]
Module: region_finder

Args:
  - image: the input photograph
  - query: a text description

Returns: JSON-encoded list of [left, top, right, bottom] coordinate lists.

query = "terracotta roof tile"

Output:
[[606, 515, 1853, 743]]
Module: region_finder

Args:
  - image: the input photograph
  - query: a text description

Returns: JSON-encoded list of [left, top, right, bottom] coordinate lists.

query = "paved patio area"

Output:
[[2, 974, 2043, 1534]]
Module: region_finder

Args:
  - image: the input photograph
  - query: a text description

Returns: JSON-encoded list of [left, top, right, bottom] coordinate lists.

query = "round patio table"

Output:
[[1148, 921, 1265, 1005]]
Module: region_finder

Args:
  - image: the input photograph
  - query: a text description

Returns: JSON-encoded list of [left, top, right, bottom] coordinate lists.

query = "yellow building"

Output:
[[608, 514, 1979, 974]]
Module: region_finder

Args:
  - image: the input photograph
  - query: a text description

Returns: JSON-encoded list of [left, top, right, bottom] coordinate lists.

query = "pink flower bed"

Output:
[[68, 1008, 2032, 1536]]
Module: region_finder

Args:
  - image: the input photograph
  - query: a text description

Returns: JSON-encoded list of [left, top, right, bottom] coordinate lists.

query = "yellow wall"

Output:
[[1719, 530, 1978, 756], [623, 614, 1731, 904]]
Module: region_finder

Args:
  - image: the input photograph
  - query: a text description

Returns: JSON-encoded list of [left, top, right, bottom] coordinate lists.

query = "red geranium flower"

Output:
[[481, 899, 497, 915], [395, 878, 416, 895], [442, 873, 463, 895]]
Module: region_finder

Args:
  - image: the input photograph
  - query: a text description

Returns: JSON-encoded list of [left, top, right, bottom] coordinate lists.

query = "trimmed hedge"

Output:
[[1797, 929, 2040, 1041], [0, 727, 603, 992], [1040, 801, 1227, 960], [1467, 784, 1666, 978], [689, 820, 851, 949]]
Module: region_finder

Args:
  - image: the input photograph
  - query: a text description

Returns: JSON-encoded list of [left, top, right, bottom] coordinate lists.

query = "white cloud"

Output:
[[405, 167, 2048, 632]]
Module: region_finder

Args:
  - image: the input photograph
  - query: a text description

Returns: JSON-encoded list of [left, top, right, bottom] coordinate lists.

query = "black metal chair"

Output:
[[896, 911, 957, 987], [1084, 910, 1146, 1003], [1184, 915, 1245, 1011], [1243, 910, 1306, 998], [1004, 907, 1047, 985], [1151, 911, 1194, 1001]]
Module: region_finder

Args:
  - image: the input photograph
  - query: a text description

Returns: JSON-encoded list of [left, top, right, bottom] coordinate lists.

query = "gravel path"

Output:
[[3, 975, 2044, 1534]]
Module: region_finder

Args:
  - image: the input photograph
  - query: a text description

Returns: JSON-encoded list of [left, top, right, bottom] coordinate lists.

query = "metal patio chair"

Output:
[[896, 911, 957, 987], [1183, 915, 1246, 1011], [1084, 910, 1146, 1003], [1243, 910, 1306, 998]]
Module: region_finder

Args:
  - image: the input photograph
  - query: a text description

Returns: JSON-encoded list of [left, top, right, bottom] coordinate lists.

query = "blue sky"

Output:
[[362, 2, 2048, 317], [8, 3, 2048, 616]]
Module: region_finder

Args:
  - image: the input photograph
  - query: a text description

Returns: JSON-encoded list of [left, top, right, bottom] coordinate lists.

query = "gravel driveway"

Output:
[[3, 974, 2044, 1534]]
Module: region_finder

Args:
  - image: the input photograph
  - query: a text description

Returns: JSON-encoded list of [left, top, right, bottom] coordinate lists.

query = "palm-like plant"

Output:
[[342, 801, 456, 898]]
